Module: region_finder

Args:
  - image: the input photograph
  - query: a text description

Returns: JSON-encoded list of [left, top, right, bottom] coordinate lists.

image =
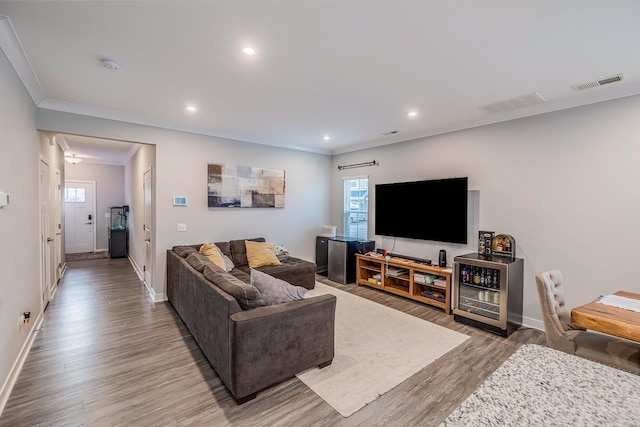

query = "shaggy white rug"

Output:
[[296, 282, 469, 417], [440, 344, 640, 426]]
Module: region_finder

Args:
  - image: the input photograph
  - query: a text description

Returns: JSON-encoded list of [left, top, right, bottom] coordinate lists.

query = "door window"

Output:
[[64, 187, 86, 203]]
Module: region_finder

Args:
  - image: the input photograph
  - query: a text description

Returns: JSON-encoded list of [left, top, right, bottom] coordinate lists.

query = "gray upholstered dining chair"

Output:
[[535, 269, 640, 375]]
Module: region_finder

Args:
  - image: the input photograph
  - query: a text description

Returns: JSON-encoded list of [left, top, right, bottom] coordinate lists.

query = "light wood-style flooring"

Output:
[[0, 258, 545, 426]]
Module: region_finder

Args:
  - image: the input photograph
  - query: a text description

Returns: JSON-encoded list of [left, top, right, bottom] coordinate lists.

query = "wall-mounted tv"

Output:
[[375, 177, 468, 244]]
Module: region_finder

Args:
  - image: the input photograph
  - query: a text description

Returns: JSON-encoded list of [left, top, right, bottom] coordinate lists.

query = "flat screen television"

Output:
[[375, 177, 468, 244]]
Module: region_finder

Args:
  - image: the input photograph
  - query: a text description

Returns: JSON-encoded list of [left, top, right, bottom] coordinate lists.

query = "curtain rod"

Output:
[[337, 160, 379, 171]]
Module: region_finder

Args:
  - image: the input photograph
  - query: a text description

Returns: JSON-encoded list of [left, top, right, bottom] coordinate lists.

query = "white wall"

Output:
[[36, 110, 333, 300], [332, 95, 640, 329], [0, 47, 40, 409], [65, 162, 125, 251]]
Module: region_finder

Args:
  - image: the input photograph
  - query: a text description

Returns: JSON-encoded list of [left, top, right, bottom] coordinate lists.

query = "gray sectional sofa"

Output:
[[166, 238, 336, 403]]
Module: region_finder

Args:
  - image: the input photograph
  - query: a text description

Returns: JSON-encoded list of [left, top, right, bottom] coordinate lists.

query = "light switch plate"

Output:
[[0, 192, 9, 208]]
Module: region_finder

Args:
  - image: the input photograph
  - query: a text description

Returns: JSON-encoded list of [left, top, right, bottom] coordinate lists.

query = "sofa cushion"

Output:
[[173, 246, 197, 258], [257, 256, 317, 290], [200, 242, 227, 270], [250, 268, 307, 305], [203, 264, 266, 310], [229, 238, 265, 267], [186, 252, 213, 272], [245, 241, 281, 268]]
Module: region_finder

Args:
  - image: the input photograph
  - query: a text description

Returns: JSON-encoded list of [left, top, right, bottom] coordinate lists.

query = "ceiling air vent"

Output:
[[571, 73, 625, 92], [479, 92, 546, 114]]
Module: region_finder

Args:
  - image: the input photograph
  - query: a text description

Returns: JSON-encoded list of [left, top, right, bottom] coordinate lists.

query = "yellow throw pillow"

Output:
[[199, 242, 227, 271], [245, 240, 281, 268]]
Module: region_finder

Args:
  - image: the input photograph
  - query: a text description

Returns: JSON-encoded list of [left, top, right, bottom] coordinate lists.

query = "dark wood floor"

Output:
[[0, 258, 545, 426]]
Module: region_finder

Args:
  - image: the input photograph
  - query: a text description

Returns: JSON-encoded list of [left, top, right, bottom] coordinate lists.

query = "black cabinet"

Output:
[[109, 206, 128, 259], [315, 236, 329, 276]]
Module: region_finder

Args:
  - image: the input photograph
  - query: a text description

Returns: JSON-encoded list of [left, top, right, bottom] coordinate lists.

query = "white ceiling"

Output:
[[2, 1, 640, 157]]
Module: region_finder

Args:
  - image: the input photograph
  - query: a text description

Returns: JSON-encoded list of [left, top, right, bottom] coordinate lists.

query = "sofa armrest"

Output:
[[227, 294, 336, 400]]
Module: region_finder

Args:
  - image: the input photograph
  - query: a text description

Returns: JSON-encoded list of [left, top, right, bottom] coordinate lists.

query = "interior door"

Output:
[[40, 159, 51, 308], [64, 180, 95, 254], [54, 169, 62, 282], [143, 168, 153, 287]]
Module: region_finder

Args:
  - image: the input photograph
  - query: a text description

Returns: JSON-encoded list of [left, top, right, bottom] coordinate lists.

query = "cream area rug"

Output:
[[296, 282, 470, 418], [440, 344, 640, 426]]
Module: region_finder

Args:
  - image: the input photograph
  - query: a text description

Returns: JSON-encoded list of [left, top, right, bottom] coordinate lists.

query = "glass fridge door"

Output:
[[454, 260, 508, 328]]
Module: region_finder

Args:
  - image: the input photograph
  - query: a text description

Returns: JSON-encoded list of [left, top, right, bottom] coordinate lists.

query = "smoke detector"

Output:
[[101, 58, 121, 71]]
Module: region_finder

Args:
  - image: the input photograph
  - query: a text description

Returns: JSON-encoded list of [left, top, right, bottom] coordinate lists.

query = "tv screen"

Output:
[[375, 177, 468, 244]]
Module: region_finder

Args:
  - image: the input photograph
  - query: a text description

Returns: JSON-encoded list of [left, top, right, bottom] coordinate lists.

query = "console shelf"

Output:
[[355, 254, 452, 314]]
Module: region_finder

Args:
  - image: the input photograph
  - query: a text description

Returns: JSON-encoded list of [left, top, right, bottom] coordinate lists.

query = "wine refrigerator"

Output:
[[453, 253, 523, 337]]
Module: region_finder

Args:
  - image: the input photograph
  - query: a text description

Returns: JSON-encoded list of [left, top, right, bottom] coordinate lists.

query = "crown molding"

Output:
[[0, 15, 46, 106]]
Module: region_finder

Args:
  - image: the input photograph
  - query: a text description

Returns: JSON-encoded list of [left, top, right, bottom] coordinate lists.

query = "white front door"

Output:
[[64, 180, 95, 254], [40, 159, 51, 309], [143, 168, 153, 287]]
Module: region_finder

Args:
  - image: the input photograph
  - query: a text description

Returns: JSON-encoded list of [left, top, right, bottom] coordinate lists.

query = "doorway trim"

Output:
[[142, 166, 155, 299], [64, 179, 97, 254], [38, 155, 51, 312]]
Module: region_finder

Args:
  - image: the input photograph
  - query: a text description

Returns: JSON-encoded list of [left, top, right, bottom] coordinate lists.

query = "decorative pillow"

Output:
[[221, 253, 235, 272], [185, 252, 213, 272], [199, 242, 227, 271], [250, 268, 307, 305], [245, 240, 281, 268], [274, 244, 289, 256], [173, 246, 197, 258], [203, 265, 265, 309]]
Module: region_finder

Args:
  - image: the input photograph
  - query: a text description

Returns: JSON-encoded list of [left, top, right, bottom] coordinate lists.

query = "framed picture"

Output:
[[207, 163, 285, 208]]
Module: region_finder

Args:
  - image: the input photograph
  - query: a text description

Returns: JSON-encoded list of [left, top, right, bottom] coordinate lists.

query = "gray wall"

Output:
[[65, 162, 125, 251], [332, 95, 640, 329], [36, 110, 333, 301], [0, 47, 40, 406]]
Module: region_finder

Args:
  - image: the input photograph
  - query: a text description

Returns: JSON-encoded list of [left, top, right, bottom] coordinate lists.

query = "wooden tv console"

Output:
[[355, 253, 452, 314]]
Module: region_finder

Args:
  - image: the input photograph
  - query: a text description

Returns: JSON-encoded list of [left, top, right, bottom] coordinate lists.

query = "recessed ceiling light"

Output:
[[186, 105, 197, 112], [242, 47, 256, 56], [408, 111, 418, 117], [323, 135, 331, 141]]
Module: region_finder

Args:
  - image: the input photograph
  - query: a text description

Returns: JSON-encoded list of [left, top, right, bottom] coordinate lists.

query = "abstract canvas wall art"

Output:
[[207, 163, 286, 208]]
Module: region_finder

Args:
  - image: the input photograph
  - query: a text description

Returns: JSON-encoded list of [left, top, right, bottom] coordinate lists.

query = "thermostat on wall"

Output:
[[173, 196, 188, 206]]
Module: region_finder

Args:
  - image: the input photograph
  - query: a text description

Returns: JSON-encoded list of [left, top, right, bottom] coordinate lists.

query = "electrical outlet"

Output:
[[177, 223, 187, 232]]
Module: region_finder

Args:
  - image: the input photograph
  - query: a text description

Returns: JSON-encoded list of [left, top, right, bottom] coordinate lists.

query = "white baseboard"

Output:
[[127, 255, 144, 282], [0, 310, 44, 416], [96, 248, 108, 252], [521, 315, 544, 332], [127, 256, 160, 302]]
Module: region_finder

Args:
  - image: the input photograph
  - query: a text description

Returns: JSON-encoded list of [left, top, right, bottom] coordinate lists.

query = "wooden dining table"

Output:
[[570, 291, 640, 343]]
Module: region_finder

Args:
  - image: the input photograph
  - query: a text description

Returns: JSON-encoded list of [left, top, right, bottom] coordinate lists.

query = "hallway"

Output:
[[0, 258, 236, 426]]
